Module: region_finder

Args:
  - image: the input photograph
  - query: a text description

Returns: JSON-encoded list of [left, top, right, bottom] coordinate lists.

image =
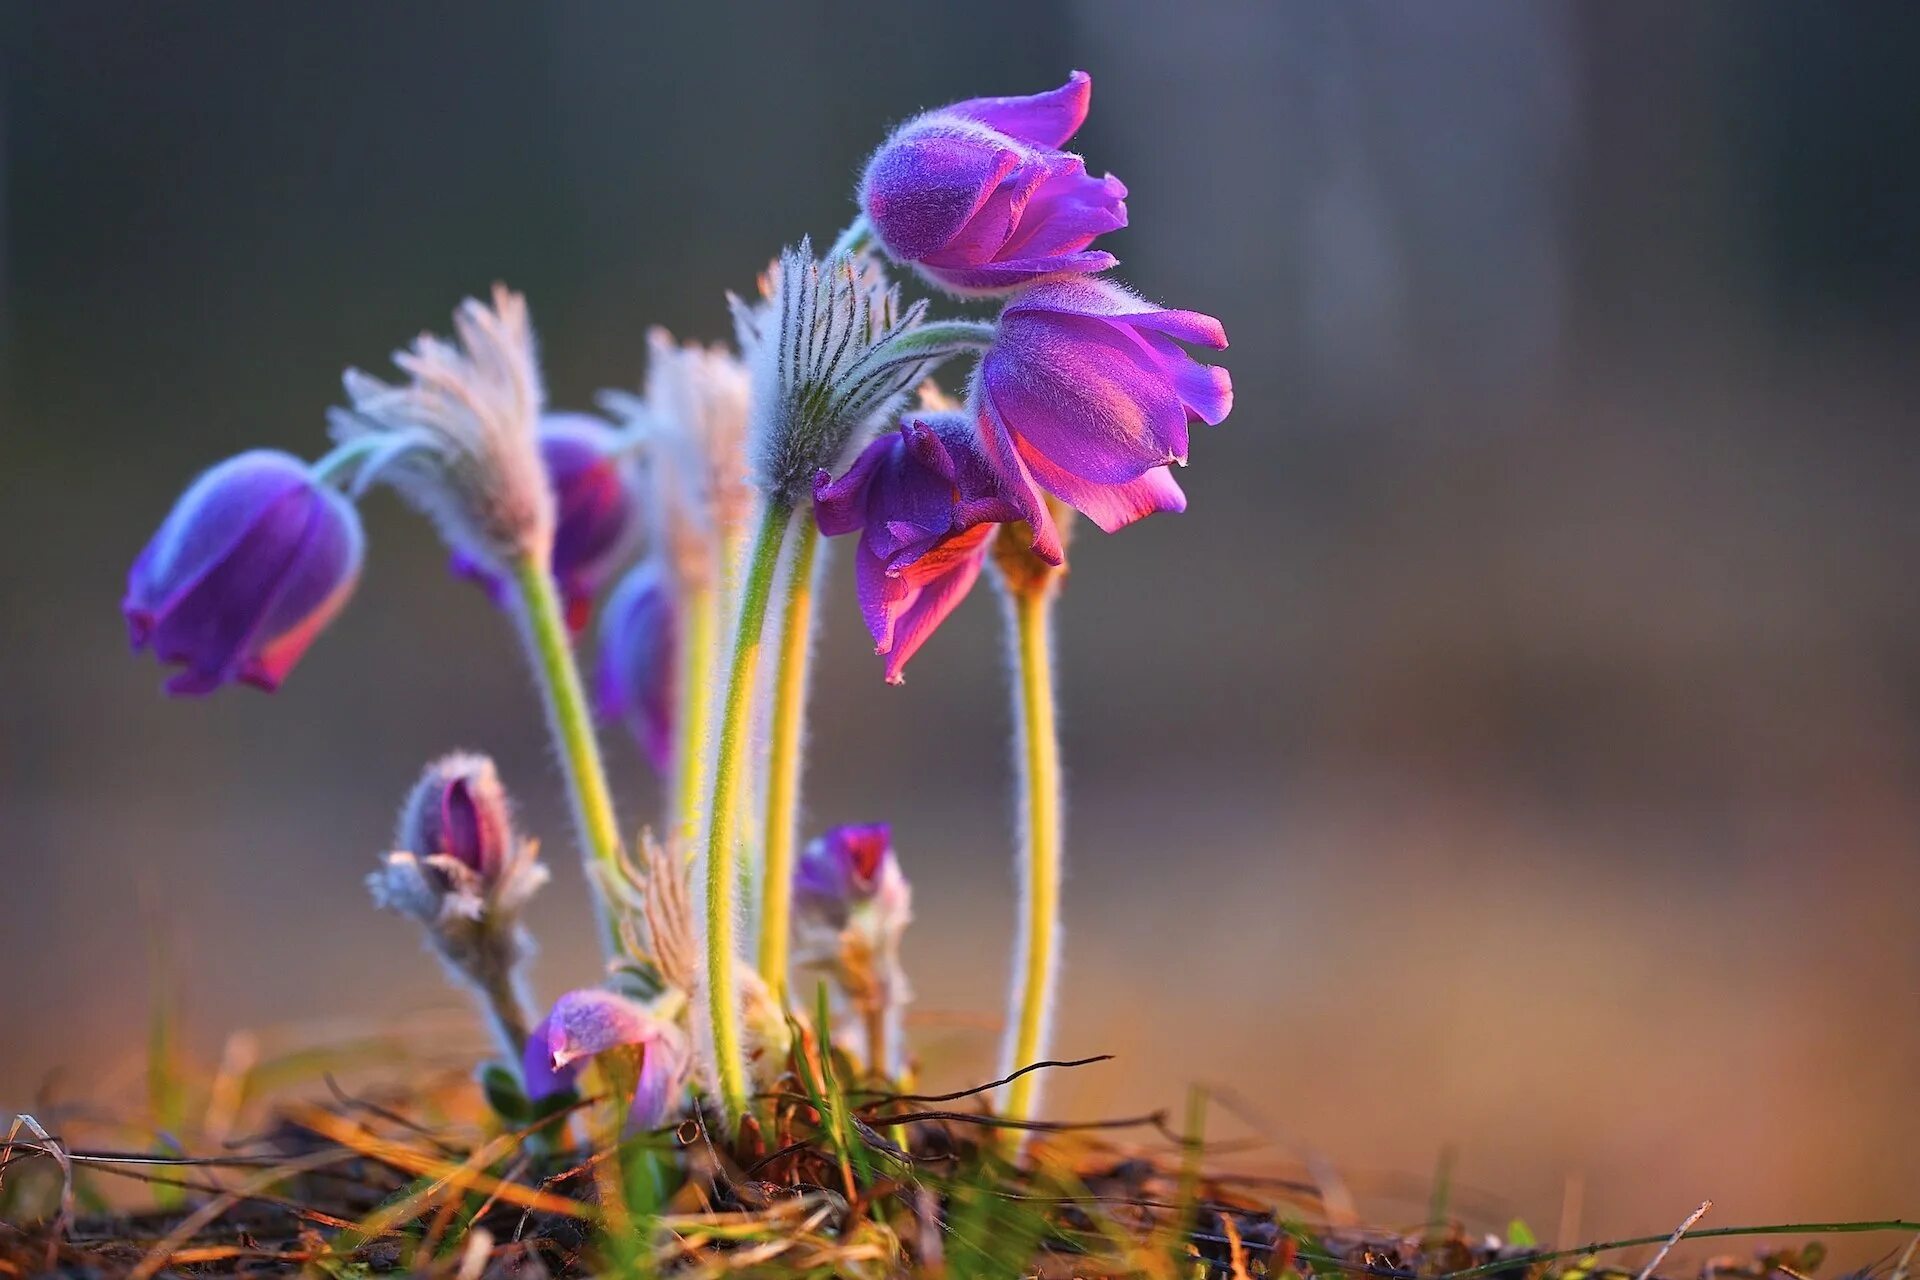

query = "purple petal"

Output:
[[521, 1014, 577, 1101], [545, 989, 654, 1068], [944, 71, 1092, 150], [864, 131, 1021, 261], [1018, 447, 1188, 533], [628, 1028, 689, 1131], [595, 560, 677, 773], [860, 523, 994, 684]]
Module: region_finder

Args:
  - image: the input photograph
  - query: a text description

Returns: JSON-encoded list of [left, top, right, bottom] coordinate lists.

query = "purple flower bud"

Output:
[[862, 72, 1127, 296], [594, 558, 677, 772], [522, 988, 690, 1130], [124, 450, 364, 696], [814, 414, 1037, 683], [793, 823, 902, 923], [453, 412, 640, 633], [974, 277, 1232, 554], [369, 753, 548, 929], [396, 753, 514, 879]]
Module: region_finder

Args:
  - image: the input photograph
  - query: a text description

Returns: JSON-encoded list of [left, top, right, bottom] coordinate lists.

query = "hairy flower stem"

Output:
[[756, 511, 822, 1002], [702, 500, 791, 1126], [999, 578, 1064, 1140], [510, 555, 628, 961], [671, 580, 719, 843], [463, 939, 533, 1061]]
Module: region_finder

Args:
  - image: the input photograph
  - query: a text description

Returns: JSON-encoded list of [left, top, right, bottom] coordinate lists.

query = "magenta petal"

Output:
[[945, 70, 1092, 150], [1020, 446, 1187, 533], [871, 525, 994, 684], [545, 989, 653, 1065], [521, 1014, 576, 1101]]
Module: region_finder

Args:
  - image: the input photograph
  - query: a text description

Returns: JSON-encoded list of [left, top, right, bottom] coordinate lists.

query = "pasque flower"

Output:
[[814, 412, 1036, 683], [368, 753, 549, 931], [124, 450, 364, 696], [453, 412, 641, 632], [862, 71, 1127, 295], [594, 558, 677, 773], [974, 277, 1232, 556], [368, 754, 549, 1056], [791, 824, 913, 1076], [522, 988, 691, 1131]]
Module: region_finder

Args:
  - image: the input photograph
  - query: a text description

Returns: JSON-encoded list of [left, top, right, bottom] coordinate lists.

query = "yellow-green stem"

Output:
[[1000, 584, 1063, 1135], [756, 511, 821, 1002], [702, 501, 791, 1125], [510, 555, 627, 959], [671, 579, 719, 844]]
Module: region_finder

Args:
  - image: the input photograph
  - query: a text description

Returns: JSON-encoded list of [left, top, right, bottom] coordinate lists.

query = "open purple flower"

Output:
[[974, 277, 1232, 553], [522, 988, 690, 1130], [125, 450, 364, 696], [861, 71, 1127, 295], [454, 412, 640, 633], [815, 413, 1038, 683], [594, 558, 677, 772]]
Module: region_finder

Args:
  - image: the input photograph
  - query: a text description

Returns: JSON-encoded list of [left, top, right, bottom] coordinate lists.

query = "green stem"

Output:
[[756, 511, 822, 1003], [509, 555, 628, 960], [999, 583, 1063, 1136], [702, 501, 791, 1125], [670, 578, 719, 845]]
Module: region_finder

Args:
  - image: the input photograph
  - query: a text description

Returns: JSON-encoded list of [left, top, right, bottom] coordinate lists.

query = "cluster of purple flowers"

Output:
[[824, 71, 1232, 681]]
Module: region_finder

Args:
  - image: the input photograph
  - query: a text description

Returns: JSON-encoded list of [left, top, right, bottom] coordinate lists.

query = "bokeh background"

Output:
[[4, 0, 1918, 1253]]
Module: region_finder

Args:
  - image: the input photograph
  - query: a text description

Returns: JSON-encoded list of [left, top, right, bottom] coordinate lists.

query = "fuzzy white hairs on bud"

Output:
[[728, 240, 937, 509], [329, 285, 554, 575]]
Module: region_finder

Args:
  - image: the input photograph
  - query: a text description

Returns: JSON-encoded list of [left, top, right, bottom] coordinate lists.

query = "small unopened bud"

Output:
[[368, 752, 548, 1058], [792, 824, 913, 1076]]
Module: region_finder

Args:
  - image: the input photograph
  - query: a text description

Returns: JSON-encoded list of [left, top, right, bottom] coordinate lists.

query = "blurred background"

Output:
[[3, 0, 1918, 1253]]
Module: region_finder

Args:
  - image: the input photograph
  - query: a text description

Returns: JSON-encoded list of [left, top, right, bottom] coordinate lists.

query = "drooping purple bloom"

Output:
[[594, 558, 677, 772], [974, 277, 1232, 555], [861, 71, 1127, 295], [815, 413, 1039, 683], [454, 412, 639, 633], [124, 450, 364, 696], [521, 988, 690, 1130]]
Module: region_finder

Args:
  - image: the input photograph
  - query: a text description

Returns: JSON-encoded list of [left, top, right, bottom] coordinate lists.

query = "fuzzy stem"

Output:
[[702, 500, 791, 1126], [462, 934, 533, 1061], [509, 555, 628, 960], [670, 578, 719, 844], [756, 510, 822, 1002], [829, 215, 875, 259], [999, 581, 1063, 1136]]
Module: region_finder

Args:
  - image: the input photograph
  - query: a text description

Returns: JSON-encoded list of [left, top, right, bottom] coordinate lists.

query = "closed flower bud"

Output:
[[369, 753, 548, 932], [814, 413, 1038, 683], [974, 277, 1232, 553], [862, 72, 1127, 296], [792, 824, 913, 1075], [453, 412, 642, 632], [124, 450, 364, 696], [522, 988, 691, 1131], [328, 286, 555, 580], [594, 558, 677, 774]]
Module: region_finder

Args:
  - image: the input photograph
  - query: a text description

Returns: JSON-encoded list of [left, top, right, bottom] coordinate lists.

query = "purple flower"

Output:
[[455, 412, 639, 633], [594, 558, 677, 772], [124, 450, 364, 696], [522, 989, 690, 1130], [814, 413, 1037, 683], [974, 278, 1232, 554], [861, 71, 1127, 295], [791, 825, 913, 1076]]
